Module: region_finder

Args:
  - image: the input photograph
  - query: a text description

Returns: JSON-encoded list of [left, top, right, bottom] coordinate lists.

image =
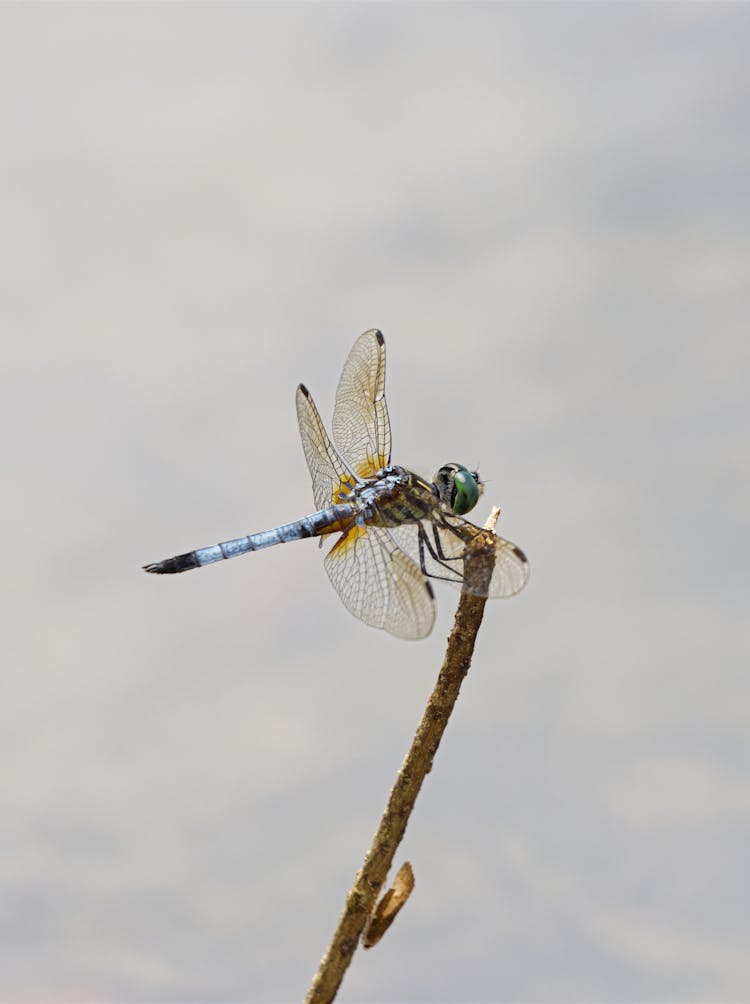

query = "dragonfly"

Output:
[[144, 330, 529, 638]]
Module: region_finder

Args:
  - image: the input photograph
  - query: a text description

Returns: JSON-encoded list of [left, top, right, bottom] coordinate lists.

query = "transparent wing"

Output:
[[332, 329, 392, 479], [296, 384, 356, 511], [324, 525, 435, 640], [388, 516, 530, 599]]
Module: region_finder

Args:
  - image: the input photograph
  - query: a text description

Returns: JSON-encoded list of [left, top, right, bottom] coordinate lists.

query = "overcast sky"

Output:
[[1, 3, 749, 1001]]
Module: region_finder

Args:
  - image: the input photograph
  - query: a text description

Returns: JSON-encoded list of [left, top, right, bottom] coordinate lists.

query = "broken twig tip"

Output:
[[484, 506, 501, 533]]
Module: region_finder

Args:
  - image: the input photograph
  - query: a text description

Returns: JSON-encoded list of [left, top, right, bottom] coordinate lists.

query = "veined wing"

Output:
[[387, 515, 530, 599], [332, 329, 392, 479], [324, 524, 435, 640], [296, 384, 357, 511]]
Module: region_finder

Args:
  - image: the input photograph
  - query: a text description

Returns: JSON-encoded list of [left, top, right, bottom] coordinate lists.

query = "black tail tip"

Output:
[[143, 552, 201, 574]]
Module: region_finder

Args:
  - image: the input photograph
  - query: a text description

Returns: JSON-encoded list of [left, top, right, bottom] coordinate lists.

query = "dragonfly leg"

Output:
[[416, 524, 464, 584], [430, 522, 466, 563]]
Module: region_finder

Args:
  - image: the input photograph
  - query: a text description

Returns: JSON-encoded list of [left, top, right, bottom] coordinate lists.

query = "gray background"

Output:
[[2, 3, 749, 1001]]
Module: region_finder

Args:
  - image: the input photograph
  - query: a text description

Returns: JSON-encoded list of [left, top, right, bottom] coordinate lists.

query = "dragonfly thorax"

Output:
[[341, 465, 436, 529], [433, 463, 483, 516]]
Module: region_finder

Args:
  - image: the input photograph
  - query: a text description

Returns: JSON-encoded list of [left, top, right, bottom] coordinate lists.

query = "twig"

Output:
[[304, 508, 502, 1004]]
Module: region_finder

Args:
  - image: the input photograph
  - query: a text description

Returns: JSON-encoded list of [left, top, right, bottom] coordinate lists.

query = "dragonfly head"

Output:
[[434, 463, 483, 516]]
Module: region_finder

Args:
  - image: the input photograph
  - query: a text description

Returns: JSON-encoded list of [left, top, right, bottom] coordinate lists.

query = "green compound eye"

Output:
[[451, 466, 480, 515], [433, 463, 483, 515]]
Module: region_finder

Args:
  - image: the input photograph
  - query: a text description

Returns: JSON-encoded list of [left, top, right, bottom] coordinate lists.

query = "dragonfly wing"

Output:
[[486, 534, 530, 598], [332, 329, 392, 478], [324, 525, 435, 640], [388, 517, 530, 599], [296, 384, 356, 511]]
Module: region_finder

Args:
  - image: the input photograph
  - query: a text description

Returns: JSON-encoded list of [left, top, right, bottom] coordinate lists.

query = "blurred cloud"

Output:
[[1, 2, 748, 1001]]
